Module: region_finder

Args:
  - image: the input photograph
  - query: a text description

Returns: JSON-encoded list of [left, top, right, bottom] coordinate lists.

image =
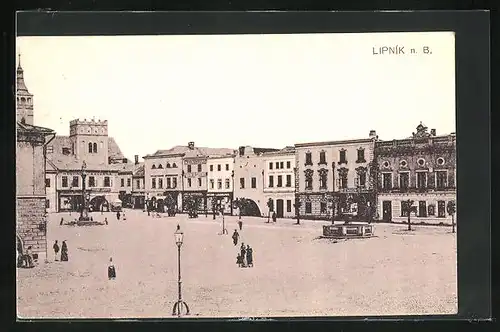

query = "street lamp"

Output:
[[331, 162, 336, 224], [79, 161, 90, 221], [172, 224, 190, 317], [220, 202, 228, 235], [293, 167, 301, 225]]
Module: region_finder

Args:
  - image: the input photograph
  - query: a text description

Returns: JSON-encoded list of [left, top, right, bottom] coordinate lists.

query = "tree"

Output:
[[266, 198, 273, 223], [447, 200, 456, 233], [402, 199, 417, 231], [293, 197, 301, 225]]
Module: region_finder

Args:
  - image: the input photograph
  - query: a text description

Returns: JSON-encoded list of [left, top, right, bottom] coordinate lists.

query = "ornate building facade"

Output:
[[207, 154, 236, 215], [262, 147, 296, 218], [294, 132, 378, 221], [375, 123, 456, 224]]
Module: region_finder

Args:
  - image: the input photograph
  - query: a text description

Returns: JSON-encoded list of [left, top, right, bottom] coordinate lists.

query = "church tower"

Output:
[[69, 118, 109, 165], [16, 55, 34, 125]]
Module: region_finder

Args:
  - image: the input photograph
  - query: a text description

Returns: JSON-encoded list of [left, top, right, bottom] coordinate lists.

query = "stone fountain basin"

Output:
[[322, 223, 374, 238]]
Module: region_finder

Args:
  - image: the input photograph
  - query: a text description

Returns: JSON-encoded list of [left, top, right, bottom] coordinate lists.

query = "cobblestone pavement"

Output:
[[17, 210, 457, 318]]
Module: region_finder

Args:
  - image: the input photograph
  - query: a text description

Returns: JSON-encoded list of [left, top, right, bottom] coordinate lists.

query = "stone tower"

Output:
[[16, 55, 34, 125], [69, 118, 109, 164]]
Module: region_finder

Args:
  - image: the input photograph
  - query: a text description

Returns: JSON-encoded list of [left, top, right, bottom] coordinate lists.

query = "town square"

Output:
[[16, 33, 457, 318]]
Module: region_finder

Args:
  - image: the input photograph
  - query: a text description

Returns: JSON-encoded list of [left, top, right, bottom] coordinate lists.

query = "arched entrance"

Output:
[[90, 195, 109, 212], [239, 198, 262, 217]]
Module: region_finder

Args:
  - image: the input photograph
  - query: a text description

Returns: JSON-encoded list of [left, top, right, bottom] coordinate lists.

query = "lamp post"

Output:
[[331, 162, 335, 224], [220, 201, 228, 235], [79, 161, 90, 221], [172, 224, 190, 317], [293, 167, 300, 225]]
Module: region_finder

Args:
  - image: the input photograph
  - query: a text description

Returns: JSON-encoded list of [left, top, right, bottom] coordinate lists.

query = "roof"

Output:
[[253, 147, 280, 154], [132, 163, 145, 177], [108, 137, 125, 159], [144, 145, 191, 158], [262, 146, 295, 156], [144, 145, 234, 159], [16, 62, 32, 97], [295, 138, 374, 148], [17, 121, 54, 134]]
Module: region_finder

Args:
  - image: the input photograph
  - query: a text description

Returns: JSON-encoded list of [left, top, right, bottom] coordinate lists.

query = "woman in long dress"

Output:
[[60, 241, 69, 261]]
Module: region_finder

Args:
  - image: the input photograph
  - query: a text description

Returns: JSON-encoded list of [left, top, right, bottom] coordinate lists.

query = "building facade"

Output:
[[233, 146, 280, 217], [262, 147, 296, 218], [131, 158, 145, 209], [16, 58, 56, 261], [44, 118, 131, 212], [295, 132, 377, 221], [375, 123, 456, 224], [207, 154, 236, 214]]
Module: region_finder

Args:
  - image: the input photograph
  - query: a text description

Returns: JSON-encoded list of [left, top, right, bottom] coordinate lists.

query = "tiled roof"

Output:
[[108, 137, 125, 159], [252, 147, 280, 154], [132, 163, 145, 177], [17, 122, 54, 134], [145, 146, 191, 158], [145, 146, 234, 159], [262, 146, 295, 156]]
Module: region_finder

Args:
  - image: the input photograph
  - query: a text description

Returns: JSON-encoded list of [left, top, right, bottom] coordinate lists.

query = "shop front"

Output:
[[207, 192, 233, 215], [182, 191, 207, 212]]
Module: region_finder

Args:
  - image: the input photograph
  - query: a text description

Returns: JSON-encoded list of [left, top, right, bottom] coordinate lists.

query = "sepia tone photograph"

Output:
[[16, 31, 457, 319]]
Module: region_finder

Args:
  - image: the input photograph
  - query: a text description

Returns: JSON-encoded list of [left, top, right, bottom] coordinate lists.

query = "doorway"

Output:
[[276, 199, 284, 218], [382, 201, 392, 222]]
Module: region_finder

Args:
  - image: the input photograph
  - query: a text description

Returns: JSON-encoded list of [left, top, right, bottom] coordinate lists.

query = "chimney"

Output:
[[369, 130, 377, 138], [430, 129, 436, 136], [188, 141, 195, 150], [134, 155, 139, 165], [238, 146, 245, 156]]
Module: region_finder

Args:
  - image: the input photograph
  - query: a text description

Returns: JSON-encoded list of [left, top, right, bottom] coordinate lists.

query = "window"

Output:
[[72, 176, 79, 187], [167, 178, 172, 188], [305, 152, 312, 165], [62, 147, 70, 155], [269, 175, 274, 187], [400, 201, 406, 217], [417, 158, 426, 167], [89, 176, 96, 187], [359, 173, 366, 187], [62, 176, 68, 188], [417, 172, 427, 188], [240, 178, 245, 189], [121, 178, 125, 187], [286, 161, 291, 169], [428, 204, 435, 216], [187, 178, 192, 187], [226, 164, 229, 171], [46, 199, 50, 208], [319, 151, 326, 164], [217, 164, 221, 171], [88, 142, 93, 153], [437, 157, 445, 166], [225, 179, 230, 189], [399, 172, 409, 189], [45, 178, 51, 187], [251, 177, 257, 188], [340, 176, 348, 189], [217, 179, 222, 189], [436, 171, 447, 189], [319, 172, 328, 189], [127, 178, 131, 187], [305, 172, 313, 190], [158, 164, 163, 169], [151, 164, 156, 169], [305, 202, 312, 214], [166, 163, 171, 168], [437, 201, 446, 217], [136, 179, 140, 189], [339, 150, 347, 164], [187, 165, 192, 173], [400, 160, 408, 168], [320, 202, 327, 213], [152, 178, 156, 189], [104, 176, 111, 187], [93, 142, 97, 153], [280, 162, 284, 169], [172, 163, 177, 168], [277, 175, 283, 187], [198, 164, 202, 172], [172, 178, 177, 188], [210, 179, 215, 189], [269, 162, 273, 170], [275, 162, 279, 169], [357, 148, 366, 163], [158, 178, 163, 189], [418, 201, 427, 217], [286, 200, 292, 212], [210, 165, 213, 172], [382, 173, 392, 189], [198, 178, 202, 187], [286, 174, 292, 187]]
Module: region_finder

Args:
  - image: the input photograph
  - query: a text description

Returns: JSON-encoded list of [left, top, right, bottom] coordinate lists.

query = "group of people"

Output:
[[17, 245, 34, 268], [236, 243, 254, 268], [53, 240, 69, 261]]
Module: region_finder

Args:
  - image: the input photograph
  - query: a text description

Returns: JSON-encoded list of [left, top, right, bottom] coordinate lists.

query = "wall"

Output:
[[17, 197, 47, 260], [45, 172, 57, 212], [262, 152, 296, 217], [207, 156, 234, 194]]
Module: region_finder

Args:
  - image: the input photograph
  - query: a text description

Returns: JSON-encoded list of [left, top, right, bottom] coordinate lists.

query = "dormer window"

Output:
[[151, 164, 156, 169], [158, 164, 163, 169], [172, 163, 177, 168], [166, 163, 171, 168]]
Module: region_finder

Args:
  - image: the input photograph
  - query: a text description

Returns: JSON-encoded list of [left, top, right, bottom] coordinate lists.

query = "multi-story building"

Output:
[[44, 118, 130, 212], [375, 123, 456, 224], [262, 147, 296, 218], [114, 155, 144, 208], [294, 131, 377, 220], [131, 156, 145, 209], [233, 146, 280, 217], [207, 154, 236, 214], [16, 58, 56, 261]]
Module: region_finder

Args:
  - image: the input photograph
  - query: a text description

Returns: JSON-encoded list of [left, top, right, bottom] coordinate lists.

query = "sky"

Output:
[[16, 32, 455, 161]]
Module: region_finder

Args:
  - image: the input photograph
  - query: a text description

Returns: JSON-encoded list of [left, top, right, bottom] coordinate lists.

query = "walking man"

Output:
[[240, 243, 247, 267], [53, 240, 60, 261], [108, 257, 116, 280], [238, 218, 243, 231], [232, 229, 240, 246], [246, 245, 254, 267]]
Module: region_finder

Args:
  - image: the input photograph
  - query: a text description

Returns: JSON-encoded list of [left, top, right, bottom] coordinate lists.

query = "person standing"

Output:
[[108, 257, 116, 280], [53, 240, 60, 261], [272, 211, 277, 223], [116, 211, 121, 220], [60, 241, 69, 262], [60, 217, 64, 226], [246, 245, 254, 267], [24, 246, 34, 268], [238, 218, 243, 231], [240, 243, 247, 267], [232, 229, 239, 246]]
